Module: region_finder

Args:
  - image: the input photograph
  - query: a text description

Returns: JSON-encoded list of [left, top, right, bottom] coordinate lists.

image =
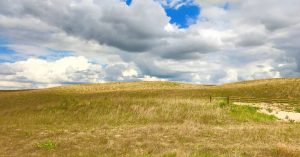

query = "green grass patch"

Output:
[[294, 107, 300, 113], [35, 139, 56, 150], [161, 152, 177, 157], [229, 105, 276, 122], [218, 100, 228, 108]]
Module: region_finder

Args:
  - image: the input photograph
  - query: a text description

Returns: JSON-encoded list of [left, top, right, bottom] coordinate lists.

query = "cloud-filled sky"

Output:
[[0, 0, 299, 89]]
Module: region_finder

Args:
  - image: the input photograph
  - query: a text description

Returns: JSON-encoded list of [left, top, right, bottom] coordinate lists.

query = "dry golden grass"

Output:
[[0, 78, 300, 156]]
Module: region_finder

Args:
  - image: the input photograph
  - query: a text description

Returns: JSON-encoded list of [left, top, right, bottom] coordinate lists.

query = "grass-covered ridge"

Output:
[[0, 78, 299, 156]]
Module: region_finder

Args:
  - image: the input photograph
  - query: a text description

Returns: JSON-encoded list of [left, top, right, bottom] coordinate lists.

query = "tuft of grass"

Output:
[[272, 144, 300, 157], [229, 105, 277, 122], [267, 108, 273, 113], [161, 152, 177, 157], [218, 101, 228, 108], [35, 139, 56, 150], [289, 119, 295, 123], [294, 107, 300, 113]]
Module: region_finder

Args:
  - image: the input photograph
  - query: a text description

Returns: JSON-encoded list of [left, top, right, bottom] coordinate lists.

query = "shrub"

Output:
[[294, 107, 300, 113], [267, 108, 273, 113], [35, 139, 56, 150], [218, 101, 228, 108]]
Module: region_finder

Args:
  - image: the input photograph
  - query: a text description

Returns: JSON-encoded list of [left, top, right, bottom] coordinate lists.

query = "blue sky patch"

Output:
[[0, 46, 15, 55], [38, 48, 74, 61], [0, 36, 75, 63], [164, 4, 200, 28], [223, 2, 230, 10], [125, 0, 132, 6], [161, 1, 200, 28], [0, 46, 26, 63], [122, 0, 132, 6], [0, 38, 22, 63], [123, 0, 200, 28]]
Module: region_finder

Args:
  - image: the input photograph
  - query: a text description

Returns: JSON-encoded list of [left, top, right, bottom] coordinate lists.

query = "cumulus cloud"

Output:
[[141, 75, 168, 81], [0, 0, 169, 52], [0, 0, 299, 89], [0, 56, 100, 88], [0, 56, 145, 89]]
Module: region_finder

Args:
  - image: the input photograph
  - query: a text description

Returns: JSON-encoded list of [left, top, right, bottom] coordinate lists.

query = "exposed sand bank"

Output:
[[234, 102, 300, 122]]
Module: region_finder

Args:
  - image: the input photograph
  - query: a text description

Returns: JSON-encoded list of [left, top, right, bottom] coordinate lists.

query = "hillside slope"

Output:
[[1, 77, 299, 96], [218, 78, 300, 99], [0, 78, 299, 156], [50, 78, 300, 99], [0, 78, 299, 111]]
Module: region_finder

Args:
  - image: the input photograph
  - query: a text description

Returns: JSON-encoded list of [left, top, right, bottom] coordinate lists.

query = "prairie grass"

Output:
[[35, 139, 56, 150], [0, 79, 299, 156], [229, 105, 277, 122]]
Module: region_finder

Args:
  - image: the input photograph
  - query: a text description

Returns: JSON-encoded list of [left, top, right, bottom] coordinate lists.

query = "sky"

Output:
[[0, 0, 299, 89]]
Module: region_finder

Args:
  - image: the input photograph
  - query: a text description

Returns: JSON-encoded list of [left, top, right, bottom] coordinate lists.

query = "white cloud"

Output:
[[0, 0, 299, 89], [122, 68, 138, 77], [0, 56, 103, 87], [141, 75, 168, 81], [157, 0, 196, 9], [0, 56, 161, 89]]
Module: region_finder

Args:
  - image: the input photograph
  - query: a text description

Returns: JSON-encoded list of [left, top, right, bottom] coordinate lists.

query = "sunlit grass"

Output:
[[229, 105, 277, 122], [35, 139, 56, 150], [0, 78, 299, 156]]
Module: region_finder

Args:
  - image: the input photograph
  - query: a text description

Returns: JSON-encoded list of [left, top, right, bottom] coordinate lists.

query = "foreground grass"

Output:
[[0, 80, 300, 156]]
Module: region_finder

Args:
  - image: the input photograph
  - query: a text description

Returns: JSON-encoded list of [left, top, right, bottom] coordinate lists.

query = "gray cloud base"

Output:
[[0, 0, 299, 89]]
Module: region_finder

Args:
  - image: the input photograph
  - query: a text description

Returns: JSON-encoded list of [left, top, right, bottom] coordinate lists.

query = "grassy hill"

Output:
[[0, 78, 299, 156]]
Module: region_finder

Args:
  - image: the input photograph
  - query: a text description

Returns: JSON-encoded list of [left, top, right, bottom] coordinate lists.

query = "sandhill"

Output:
[[0, 78, 299, 156]]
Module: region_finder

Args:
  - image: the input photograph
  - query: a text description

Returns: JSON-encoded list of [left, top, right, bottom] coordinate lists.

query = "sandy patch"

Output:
[[234, 102, 300, 122], [260, 109, 300, 122]]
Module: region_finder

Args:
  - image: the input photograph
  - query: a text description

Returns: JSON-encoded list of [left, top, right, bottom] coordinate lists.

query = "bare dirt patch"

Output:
[[235, 102, 300, 122]]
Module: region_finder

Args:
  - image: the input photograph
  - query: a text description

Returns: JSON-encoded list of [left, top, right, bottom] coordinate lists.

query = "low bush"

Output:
[[35, 139, 56, 150]]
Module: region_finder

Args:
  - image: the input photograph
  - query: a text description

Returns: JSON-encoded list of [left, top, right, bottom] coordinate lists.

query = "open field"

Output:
[[0, 78, 300, 156]]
